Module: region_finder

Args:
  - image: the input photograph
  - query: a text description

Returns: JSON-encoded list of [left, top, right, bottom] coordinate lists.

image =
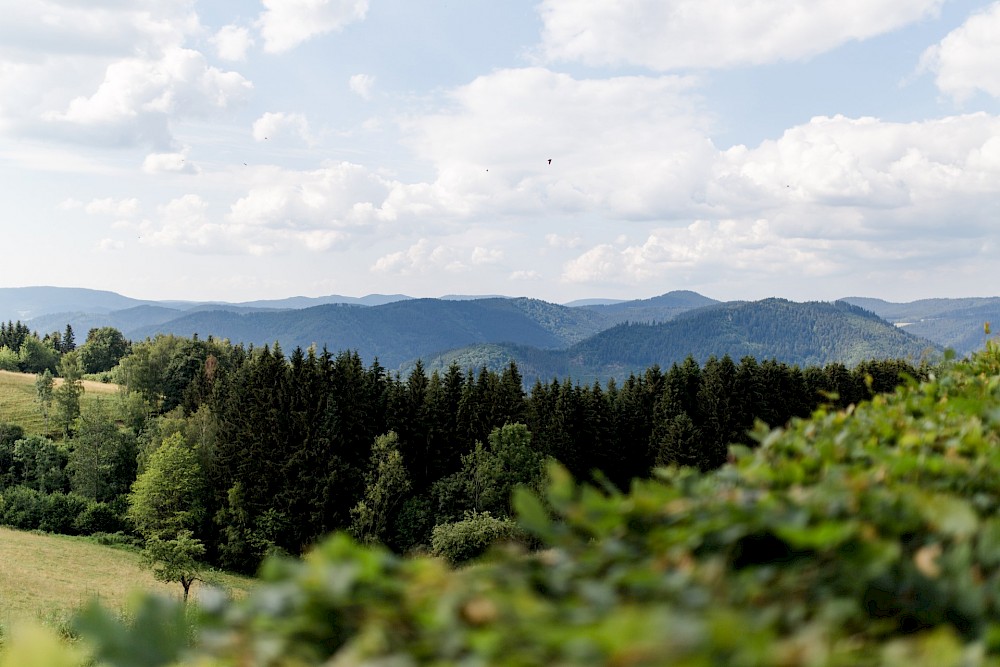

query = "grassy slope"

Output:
[[0, 370, 119, 437], [0, 526, 251, 627]]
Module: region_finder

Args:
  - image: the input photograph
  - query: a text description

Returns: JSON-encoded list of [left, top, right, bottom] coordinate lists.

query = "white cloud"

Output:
[[919, 2, 1000, 102], [555, 111, 1000, 291], [256, 0, 369, 53], [252, 111, 312, 144], [471, 246, 503, 265], [0, 1, 200, 59], [143, 193, 279, 256], [0, 2, 209, 145], [713, 113, 1000, 228], [537, 0, 945, 69], [372, 240, 498, 275], [96, 238, 126, 252], [545, 233, 582, 248], [86, 197, 140, 217], [43, 47, 252, 148], [212, 24, 254, 61], [349, 73, 375, 100], [228, 162, 395, 230], [400, 67, 713, 221], [562, 220, 849, 287], [142, 151, 195, 174]]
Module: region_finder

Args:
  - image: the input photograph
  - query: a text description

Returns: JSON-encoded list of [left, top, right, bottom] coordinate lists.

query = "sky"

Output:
[[2, 0, 1000, 305]]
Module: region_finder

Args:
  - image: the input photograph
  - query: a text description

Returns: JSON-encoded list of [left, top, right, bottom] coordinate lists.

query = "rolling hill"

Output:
[[841, 296, 1000, 355], [125, 298, 611, 369], [0, 287, 957, 381], [420, 299, 942, 384]]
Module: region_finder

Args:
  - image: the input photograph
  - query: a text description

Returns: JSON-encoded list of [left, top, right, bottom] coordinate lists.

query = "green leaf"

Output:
[[513, 486, 552, 540], [918, 494, 978, 540]]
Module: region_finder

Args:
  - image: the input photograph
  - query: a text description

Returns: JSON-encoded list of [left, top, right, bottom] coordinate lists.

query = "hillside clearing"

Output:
[[0, 370, 120, 437], [0, 526, 251, 628]]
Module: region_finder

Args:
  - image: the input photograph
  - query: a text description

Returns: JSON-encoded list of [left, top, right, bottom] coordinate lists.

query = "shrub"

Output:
[[89, 531, 143, 549], [73, 500, 128, 535], [430, 510, 526, 564], [0, 486, 45, 530], [38, 492, 88, 534]]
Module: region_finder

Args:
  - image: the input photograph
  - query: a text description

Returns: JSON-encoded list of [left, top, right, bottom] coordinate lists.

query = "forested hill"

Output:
[[423, 299, 941, 383], [126, 297, 612, 369], [578, 289, 719, 320], [841, 295, 1000, 356], [573, 298, 939, 370]]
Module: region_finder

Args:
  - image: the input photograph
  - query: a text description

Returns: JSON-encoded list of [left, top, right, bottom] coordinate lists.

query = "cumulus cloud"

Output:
[[471, 246, 504, 265], [84, 197, 141, 217], [553, 111, 1000, 291], [61, 197, 141, 217], [256, 0, 369, 53], [0, 1, 212, 146], [252, 111, 312, 144], [562, 220, 851, 287], [371, 239, 499, 275], [919, 1, 1000, 102], [228, 162, 395, 232], [400, 67, 713, 221], [142, 194, 233, 252], [142, 151, 195, 174], [212, 24, 254, 61], [349, 73, 375, 99], [537, 0, 945, 69], [546, 233, 582, 248], [43, 47, 252, 148], [0, 0, 199, 59], [713, 114, 1000, 225], [96, 238, 126, 252]]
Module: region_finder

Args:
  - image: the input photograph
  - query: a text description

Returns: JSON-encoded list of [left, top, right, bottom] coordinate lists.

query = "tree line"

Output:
[[0, 329, 928, 574], [0, 320, 130, 376]]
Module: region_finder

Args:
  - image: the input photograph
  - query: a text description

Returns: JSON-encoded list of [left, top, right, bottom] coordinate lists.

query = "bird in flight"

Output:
[[547, 159, 552, 164]]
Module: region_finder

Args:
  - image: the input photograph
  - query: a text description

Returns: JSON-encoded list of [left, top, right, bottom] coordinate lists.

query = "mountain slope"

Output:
[[841, 296, 1000, 355], [578, 290, 719, 323], [126, 297, 608, 369], [0, 286, 158, 322], [421, 299, 941, 384]]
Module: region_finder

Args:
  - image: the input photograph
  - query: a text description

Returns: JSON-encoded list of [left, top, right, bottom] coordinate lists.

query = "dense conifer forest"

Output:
[[1, 326, 926, 573]]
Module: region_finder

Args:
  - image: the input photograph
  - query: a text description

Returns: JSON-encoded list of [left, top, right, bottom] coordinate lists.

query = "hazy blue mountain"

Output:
[[841, 296, 1000, 322], [233, 294, 413, 309], [126, 297, 610, 369], [563, 298, 626, 307], [420, 299, 941, 385], [578, 290, 720, 323], [25, 305, 187, 338], [0, 286, 158, 322], [2, 287, 954, 382], [841, 296, 1000, 355]]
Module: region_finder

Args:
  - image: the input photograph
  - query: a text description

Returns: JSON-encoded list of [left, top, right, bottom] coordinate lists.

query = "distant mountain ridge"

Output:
[[421, 299, 941, 384], [1, 286, 986, 382], [840, 296, 1000, 356]]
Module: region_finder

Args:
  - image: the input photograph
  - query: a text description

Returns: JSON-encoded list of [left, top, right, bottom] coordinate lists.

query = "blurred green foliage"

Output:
[[12, 341, 1000, 664]]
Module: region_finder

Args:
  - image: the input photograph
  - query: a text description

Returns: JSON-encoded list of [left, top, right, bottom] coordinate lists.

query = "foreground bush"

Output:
[[430, 510, 527, 563], [9, 343, 1000, 665]]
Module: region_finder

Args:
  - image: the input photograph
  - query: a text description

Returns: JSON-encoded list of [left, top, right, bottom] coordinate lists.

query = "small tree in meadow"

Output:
[[142, 530, 206, 603]]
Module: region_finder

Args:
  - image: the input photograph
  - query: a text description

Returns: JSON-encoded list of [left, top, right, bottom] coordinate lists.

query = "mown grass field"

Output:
[[0, 370, 120, 437], [0, 526, 252, 631]]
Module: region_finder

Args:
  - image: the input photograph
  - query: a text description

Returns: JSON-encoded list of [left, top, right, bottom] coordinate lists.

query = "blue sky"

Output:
[[2, 0, 999, 304]]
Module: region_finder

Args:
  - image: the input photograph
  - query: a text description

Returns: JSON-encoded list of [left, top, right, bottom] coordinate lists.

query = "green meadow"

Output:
[[0, 370, 120, 438], [0, 526, 251, 632]]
